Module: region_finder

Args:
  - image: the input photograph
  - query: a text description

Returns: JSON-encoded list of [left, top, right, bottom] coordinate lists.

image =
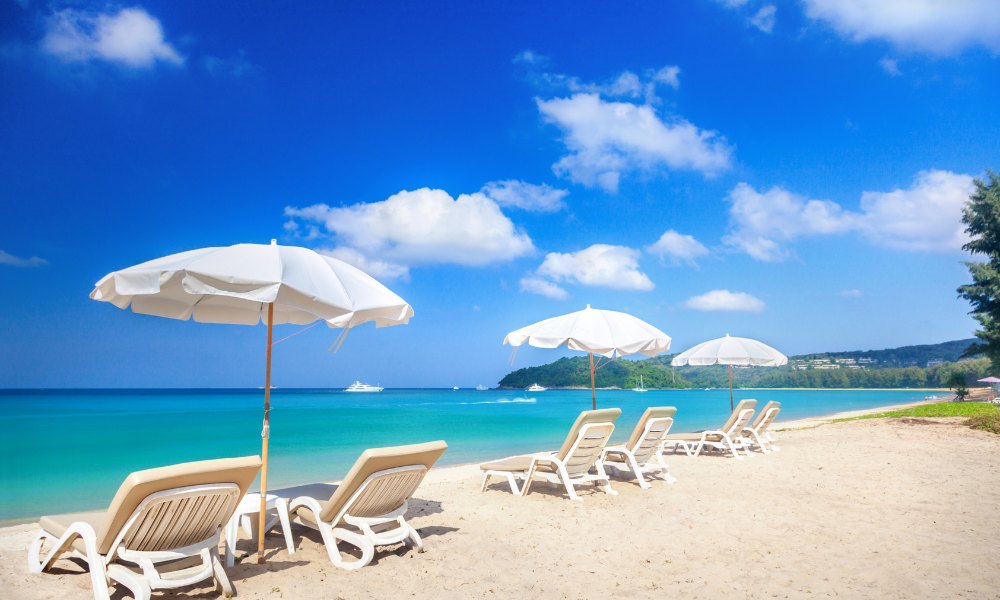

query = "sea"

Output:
[[0, 387, 943, 523]]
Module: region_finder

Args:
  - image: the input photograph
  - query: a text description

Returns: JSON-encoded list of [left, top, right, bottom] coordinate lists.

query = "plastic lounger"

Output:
[[602, 406, 679, 488], [273, 440, 447, 571], [28, 456, 262, 600], [662, 399, 758, 460], [479, 408, 621, 501]]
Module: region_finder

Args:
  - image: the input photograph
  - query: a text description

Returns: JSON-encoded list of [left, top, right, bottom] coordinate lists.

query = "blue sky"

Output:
[[1, 1, 998, 388]]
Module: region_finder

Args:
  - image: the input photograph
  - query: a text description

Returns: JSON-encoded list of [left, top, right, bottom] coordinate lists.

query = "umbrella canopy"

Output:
[[671, 334, 787, 411], [503, 305, 671, 409], [91, 241, 413, 327], [91, 240, 413, 563], [977, 377, 1000, 383]]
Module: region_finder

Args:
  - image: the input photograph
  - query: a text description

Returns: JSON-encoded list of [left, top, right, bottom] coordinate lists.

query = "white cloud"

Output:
[[646, 229, 709, 266], [879, 57, 902, 76], [535, 244, 654, 291], [520, 276, 569, 300], [802, 0, 1000, 54], [684, 289, 765, 312], [723, 182, 856, 261], [537, 93, 732, 192], [319, 246, 410, 282], [839, 289, 864, 298], [749, 5, 777, 33], [724, 170, 975, 260], [0, 250, 47, 267], [42, 7, 183, 68], [285, 188, 534, 275], [517, 52, 682, 104], [856, 170, 974, 252], [480, 180, 568, 212]]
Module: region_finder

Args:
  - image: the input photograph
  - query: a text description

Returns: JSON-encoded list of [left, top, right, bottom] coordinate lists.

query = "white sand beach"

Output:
[[2, 411, 998, 600]]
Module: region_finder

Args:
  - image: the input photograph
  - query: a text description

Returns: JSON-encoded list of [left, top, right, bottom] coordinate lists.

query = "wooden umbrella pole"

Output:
[[728, 364, 734, 412], [257, 303, 274, 564], [589, 352, 596, 410]]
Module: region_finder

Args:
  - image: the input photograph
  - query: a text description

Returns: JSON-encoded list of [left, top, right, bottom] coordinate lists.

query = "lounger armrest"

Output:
[[288, 495, 326, 522]]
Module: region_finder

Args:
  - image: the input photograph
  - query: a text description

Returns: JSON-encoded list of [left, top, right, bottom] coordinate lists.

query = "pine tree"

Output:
[[958, 171, 1000, 370]]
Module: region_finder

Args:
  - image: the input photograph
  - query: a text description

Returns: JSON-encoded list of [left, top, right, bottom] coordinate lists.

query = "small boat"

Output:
[[345, 380, 383, 393], [452, 386, 460, 391], [475, 384, 488, 391], [631, 375, 648, 392], [526, 383, 547, 392]]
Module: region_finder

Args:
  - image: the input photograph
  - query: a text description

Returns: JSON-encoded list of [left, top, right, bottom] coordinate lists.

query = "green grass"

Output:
[[834, 401, 1000, 434]]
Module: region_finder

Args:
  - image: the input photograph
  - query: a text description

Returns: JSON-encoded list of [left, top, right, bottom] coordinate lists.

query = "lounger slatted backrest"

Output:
[[117, 484, 242, 553], [552, 408, 621, 475], [626, 407, 676, 463], [96, 456, 262, 555], [319, 441, 448, 523], [346, 466, 428, 519], [704, 399, 757, 442], [750, 401, 781, 432]]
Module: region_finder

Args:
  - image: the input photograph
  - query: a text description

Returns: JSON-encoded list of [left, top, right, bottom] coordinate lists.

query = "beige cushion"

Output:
[[720, 399, 757, 432], [625, 407, 676, 450], [480, 455, 556, 473], [317, 441, 447, 523], [39, 511, 106, 554], [664, 432, 704, 442]]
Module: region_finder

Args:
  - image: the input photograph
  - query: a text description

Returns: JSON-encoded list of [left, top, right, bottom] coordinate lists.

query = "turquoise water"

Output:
[[0, 387, 942, 522]]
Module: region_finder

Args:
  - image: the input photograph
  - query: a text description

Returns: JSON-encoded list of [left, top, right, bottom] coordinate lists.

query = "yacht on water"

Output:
[[452, 386, 460, 391], [344, 380, 383, 393], [475, 384, 488, 391], [631, 375, 648, 392], [526, 383, 547, 392]]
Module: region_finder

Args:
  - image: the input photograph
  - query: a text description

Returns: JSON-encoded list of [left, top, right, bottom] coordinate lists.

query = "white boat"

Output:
[[631, 375, 648, 392], [475, 384, 488, 391], [452, 386, 459, 391], [345, 380, 383, 393], [526, 383, 547, 392]]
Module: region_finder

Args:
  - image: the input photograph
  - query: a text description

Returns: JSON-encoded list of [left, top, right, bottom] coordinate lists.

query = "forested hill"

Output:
[[497, 338, 985, 389]]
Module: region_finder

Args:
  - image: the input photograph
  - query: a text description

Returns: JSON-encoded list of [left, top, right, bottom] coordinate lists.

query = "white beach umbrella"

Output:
[[91, 240, 413, 563], [503, 305, 671, 409], [671, 334, 787, 411]]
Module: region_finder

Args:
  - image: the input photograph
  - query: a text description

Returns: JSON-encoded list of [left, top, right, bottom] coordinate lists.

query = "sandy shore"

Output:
[[2, 411, 998, 599]]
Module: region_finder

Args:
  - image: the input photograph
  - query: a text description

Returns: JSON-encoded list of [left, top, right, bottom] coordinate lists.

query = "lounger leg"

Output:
[[595, 460, 618, 496], [721, 434, 743, 460], [211, 547, 235, 598], [656, 453, 677, 484], [106, 564, 151, 600], [402, 517, 424, 553], [751, 430, 770, 454], [554, 463, 582, 501], [275, 498, 295, 555], [622, 451, 651, 489], [30, 525, 112, 600], [480, 473, 491, 492], [326, 526, 375, 570], [224, 515, 239, 567]]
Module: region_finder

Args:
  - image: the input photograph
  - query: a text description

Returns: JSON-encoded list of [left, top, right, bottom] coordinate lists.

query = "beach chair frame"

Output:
[[602, 415, 678, 489], [29, 483, 241, 600], [521, 422, 618, 501], [288, 464, 429, 571], [743, 404, 781, 453]]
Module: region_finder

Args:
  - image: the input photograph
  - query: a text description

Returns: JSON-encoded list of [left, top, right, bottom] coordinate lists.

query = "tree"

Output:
[[958, 171, 1000, 371], [946, 371, 969, 401]]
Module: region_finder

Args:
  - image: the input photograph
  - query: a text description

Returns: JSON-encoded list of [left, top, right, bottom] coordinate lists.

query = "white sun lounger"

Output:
[[272, 440, 447, 571], [663, 399, 757, 459], [601, 406, 678, 489], [479, 408, 621, 501], [742, 400, 781, 453], [28, 456, 262, 600]]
